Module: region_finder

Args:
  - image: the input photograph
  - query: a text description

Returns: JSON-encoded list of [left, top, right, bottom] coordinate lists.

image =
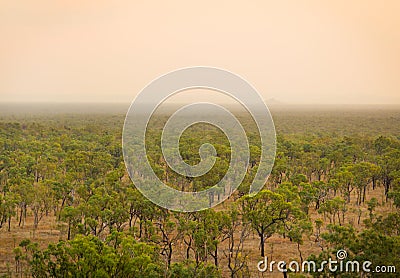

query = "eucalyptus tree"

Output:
[[350, 162, 380, 205], [14, 233, 165, 278], [177, 210, 224, 267], [378, 148, 400, 199], [30, 182, 55, 229], [335, 166, 355, 203], [240, 190, 303, 257], [286, 219, 312, 263], [221, 204, 250, 278], [388, 178, 400, 208], [318, 196, 346, 225]]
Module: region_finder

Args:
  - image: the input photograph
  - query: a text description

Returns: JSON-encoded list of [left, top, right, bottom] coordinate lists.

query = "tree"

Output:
[[0, 191, 19, 231], [154, 210, 178, 267], [335, 167, 354, 203], [350, 162, 380, 205], [221, 204, 250, 278], [378, 149, 400, 199], [30, 182, 55, 229], [15, 233, 165, 278], [168, 260, 221, 278], [366, 197, 379, 219], [241, 190, 301, 257], [388, 178, 400, 208], [177, 210, 224, 267], [286, 219, 312, 263], [318, 196, 346, 225]]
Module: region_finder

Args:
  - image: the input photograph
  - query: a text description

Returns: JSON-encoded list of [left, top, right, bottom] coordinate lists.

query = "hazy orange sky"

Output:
[[1, 1, 399, 104]]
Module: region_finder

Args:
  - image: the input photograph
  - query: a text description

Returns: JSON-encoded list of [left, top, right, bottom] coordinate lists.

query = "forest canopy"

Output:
[[0, 105, 399, 277]]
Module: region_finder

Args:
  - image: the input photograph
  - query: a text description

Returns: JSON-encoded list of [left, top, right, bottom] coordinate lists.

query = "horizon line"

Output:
[[1, 100, 400, 106]]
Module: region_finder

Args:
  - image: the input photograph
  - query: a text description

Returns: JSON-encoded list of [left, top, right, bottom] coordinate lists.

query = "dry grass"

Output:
[[0, 215, 62, 276]]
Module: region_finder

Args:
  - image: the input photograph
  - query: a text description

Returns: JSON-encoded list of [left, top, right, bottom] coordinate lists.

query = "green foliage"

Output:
[[241, 189, 306, 257], [168, 261, 221, 278], [388, 178, 400, 208], [311, 221, 400, 277], [1, 109, 400, 277], [16, 233, 164, 278]]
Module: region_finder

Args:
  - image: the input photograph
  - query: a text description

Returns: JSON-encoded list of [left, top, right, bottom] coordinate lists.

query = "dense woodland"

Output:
[[0, 105, 399, 277]]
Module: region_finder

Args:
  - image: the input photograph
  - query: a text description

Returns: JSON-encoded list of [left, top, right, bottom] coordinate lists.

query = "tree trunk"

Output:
[[213, 246, 218, 267], [297, 242, 303, 263], [260, 232, 265, 257], [165, 243, 172, 266], [18, 208, 23, 227], [282, 262, 288, 278], [186, 238, 192, 260], [8, 215, 11, 232]]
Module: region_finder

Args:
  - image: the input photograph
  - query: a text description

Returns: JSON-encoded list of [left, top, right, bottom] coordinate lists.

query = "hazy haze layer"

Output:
[[1, 1, 399, 104]]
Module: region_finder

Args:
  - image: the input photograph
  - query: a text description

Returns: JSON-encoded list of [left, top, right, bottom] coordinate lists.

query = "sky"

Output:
[[1, 1, 399, 104]]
